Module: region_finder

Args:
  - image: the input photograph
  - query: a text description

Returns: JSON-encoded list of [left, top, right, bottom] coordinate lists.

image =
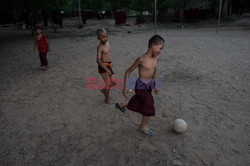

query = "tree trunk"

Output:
[[30, 12, 36, 36], [49, 13, 57, 33], [222, 0, 229, 16], [13, 11, 20, 25], [78, 0, 83, 28]]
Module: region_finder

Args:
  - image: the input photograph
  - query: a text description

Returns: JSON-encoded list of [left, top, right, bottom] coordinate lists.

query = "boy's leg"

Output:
[[139, 116, 150, 129], [39, 53, 43, 66], [101, 72, 113, 104], [110, 75, 117, 86], [119, 102, 127, 108], [40, 52, 48, 69], [44, 52, 48, 67]]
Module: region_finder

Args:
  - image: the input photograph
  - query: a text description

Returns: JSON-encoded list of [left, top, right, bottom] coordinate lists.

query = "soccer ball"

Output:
[[173, 119, 187, 133]]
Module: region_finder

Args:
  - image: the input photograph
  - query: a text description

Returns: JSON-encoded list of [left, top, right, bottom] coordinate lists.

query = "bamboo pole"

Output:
[[78, 0, 83, 28], [154, 0, 157, 34], [216, 0, 223, 33]]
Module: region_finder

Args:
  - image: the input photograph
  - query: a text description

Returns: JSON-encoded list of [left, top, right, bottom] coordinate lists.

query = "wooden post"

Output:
[[78, 0, 83, 28], [216, 0, 223, 33], [154, 0, 157, 34]]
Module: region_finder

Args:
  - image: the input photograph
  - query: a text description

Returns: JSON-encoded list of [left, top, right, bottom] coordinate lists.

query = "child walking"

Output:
[[115, 35, 165, 136], [96, 28, 116, 104], [34, 26, 50, 71]]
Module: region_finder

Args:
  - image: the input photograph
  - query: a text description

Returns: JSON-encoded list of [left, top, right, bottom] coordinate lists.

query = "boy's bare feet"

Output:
[[41, 65, 49, 71], [138, 127, 154, 136], [115, 103, 126, 112], [105, 98, 114, 105]]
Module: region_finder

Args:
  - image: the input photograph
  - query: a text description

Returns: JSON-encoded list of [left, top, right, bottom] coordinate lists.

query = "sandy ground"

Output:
[[0, 17, 250, 165]]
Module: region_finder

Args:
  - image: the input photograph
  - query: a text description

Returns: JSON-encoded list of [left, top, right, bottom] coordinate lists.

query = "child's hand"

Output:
[[123, 89, 128, 99], [154, 89, 160, 95]]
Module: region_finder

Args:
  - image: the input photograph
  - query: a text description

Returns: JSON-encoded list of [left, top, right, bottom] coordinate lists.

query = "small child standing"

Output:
[[115, 35, 165, 136], [96, 28, 116, 104], [34, 26, 50, 71]]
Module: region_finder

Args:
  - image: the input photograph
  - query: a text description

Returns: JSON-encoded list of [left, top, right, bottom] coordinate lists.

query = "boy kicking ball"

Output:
[[115, 35, 165, 136]]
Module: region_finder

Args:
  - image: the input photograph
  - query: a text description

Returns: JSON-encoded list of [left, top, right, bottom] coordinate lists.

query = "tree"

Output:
[[0, 0, 26, 24], [128, 0, 153, 23], [157, 0, 185, 22]]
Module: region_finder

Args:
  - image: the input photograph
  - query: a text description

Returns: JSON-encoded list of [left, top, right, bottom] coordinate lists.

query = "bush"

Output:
[[136, 14, 145, 24], [222, 15, 235, 22]]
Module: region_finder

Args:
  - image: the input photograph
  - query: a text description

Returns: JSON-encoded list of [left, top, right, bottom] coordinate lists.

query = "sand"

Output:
[[0, 17, 250, 165]]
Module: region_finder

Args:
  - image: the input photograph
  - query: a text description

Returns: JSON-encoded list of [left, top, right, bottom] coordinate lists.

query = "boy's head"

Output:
[[35, 26, 42, 34], [97, 28, 108, 44], [148, 35, 165, 56]]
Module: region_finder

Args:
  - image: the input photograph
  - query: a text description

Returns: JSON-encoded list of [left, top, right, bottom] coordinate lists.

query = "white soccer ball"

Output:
[[173, 119, 187, 133]]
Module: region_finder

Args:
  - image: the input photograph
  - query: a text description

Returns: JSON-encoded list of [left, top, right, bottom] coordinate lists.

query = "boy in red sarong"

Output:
[[96, 28, 116, 104], [34, 26, 50, 71], [115, 35, 165, 136]]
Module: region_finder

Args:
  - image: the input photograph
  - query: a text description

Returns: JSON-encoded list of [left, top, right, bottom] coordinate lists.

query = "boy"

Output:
[[34, 26, 50, 71], [115, 35, 165, 136], [96, 28, 116, 104]]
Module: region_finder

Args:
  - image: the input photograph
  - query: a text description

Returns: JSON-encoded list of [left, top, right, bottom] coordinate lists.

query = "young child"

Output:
[[115, 35, 165, 136], [34, 26, 50, 71], [96, 28, 116, 104]]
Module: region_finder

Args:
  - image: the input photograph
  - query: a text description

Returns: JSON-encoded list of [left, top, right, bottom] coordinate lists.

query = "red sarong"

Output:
[[98, 61, 114, 75], [127, 79, 155, 116]]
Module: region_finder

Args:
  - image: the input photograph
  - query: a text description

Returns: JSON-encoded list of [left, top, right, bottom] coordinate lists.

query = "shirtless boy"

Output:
[[115, 35, 165, 136], [96, 28, 116, 104]]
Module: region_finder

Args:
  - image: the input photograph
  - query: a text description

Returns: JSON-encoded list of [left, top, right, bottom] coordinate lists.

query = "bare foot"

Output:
[[115, 103, 126, 112], [138, 127, 154, 136], [105, 98, 114, 105], [42, 66, 48, 71]]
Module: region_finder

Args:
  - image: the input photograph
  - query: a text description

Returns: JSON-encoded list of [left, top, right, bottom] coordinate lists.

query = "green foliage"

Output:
[[63, 0, 78, 12], [222, 15, 235, 22], [157, 0, 185, 11], [82, 0, 102, 10], [102, 0, 112, 10], [129, 0, 153, 13], [108, 0, 129, 10], [81, 0, 128, 11], [0, 0, 25, 15], [135, 14, 145, 23]]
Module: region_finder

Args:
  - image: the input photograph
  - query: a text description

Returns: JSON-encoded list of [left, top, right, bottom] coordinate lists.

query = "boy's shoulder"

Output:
[[97, 43, 102, 49], [97, 43, 104, 49], [136, 55, 145, 64]]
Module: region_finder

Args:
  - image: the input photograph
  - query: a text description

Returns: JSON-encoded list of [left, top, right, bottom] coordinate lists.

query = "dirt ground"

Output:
[[0, 17, 250, 165]]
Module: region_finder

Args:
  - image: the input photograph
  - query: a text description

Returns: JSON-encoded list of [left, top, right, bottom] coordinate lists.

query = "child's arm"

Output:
[[153, 67, 160, 95], [45, 36, 51, 52], [96, 46, 112, 75], [123, 57, 143, 98], [153, 67, 157, 81], [153, 59, 160, 94]]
